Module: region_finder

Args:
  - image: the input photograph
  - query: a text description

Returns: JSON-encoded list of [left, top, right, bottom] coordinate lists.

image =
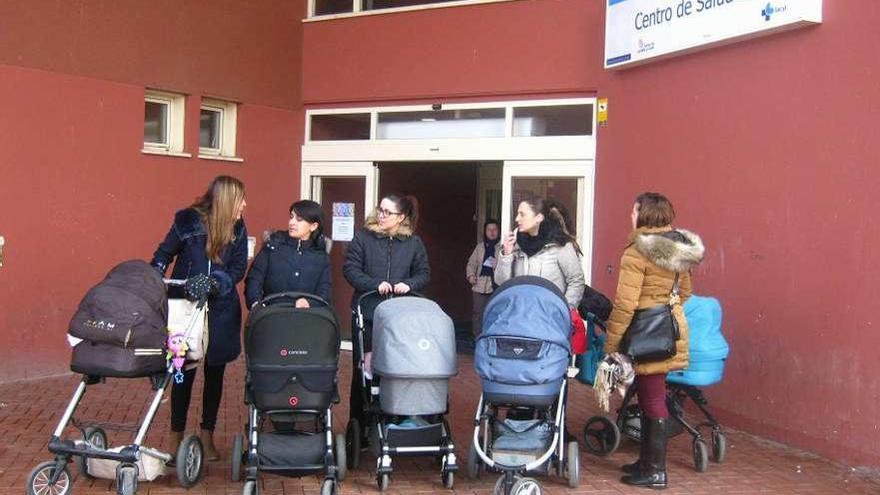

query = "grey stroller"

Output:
[[348, 293, 458, 491]]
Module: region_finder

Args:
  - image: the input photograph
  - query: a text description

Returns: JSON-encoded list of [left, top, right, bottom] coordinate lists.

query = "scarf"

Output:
[[517, 226, 550, 257], [480, 238, 500, 277], [592, 352, 635, 413]]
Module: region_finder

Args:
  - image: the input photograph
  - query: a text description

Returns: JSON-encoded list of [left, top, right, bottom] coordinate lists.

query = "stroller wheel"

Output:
[[27, 461, 72, 495], [566, 441, 580, 488], [493, 474, 522, 495], [320, 478, 337, 495], [378, 472, 391, 491], [176, 434, 204, 488], [511, 476, 543, 495], [334, 433, 347, 481], [693, 438, 709, 473], [231, 433, 243, 482], [442, 470, 454, 489], [466, 440, 481, 479], [77, 426, 108, 480], [712, 431, 727, 463], [345, 418, 361, 469], [242, 479, 258, 495], [582, 416, 621, 456], [116, 463, 138, 495]]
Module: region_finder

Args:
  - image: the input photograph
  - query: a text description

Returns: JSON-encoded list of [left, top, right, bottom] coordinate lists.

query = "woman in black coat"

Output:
[[342, 193, 430, 431], [245, 200, 332, 308], [151, 175, 248, 461]]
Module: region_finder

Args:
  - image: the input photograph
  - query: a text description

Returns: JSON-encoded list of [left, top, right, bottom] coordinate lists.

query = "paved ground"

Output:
[[2, 354, 878, 495]]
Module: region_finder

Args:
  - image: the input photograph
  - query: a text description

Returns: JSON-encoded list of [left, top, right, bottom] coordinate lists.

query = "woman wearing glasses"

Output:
[[342, 194, 430, 437]]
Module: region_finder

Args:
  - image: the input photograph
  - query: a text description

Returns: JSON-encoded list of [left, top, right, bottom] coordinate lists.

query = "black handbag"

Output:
[[620, 273, 680, 363]]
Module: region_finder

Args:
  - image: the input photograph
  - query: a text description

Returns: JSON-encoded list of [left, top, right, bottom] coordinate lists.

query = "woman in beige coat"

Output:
[[466, 219, 500, 335], [495, 197, 585, 309], [603, 192, 705, 489]]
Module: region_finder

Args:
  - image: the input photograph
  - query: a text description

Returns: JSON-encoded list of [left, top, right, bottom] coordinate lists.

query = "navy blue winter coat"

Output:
[[151, 208, 248, 366], [244, 231, 332, 308]]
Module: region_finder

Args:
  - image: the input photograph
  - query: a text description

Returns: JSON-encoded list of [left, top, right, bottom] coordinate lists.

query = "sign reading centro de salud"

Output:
[[604, 0, 822, 69]]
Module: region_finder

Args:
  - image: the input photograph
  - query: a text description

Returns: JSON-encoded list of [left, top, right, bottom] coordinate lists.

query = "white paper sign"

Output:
[[605, 0, 822, 69], [332, 202, 355, 242]]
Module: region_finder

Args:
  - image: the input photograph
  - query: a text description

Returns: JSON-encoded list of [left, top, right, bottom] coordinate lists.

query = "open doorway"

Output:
[[377, 162, 500, 338]]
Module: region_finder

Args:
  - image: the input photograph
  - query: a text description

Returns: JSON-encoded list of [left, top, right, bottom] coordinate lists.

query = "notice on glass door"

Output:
[[332, 202, 355, 242]]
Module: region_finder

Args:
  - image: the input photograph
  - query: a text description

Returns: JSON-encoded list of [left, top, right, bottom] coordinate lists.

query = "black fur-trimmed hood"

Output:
[[632, 227, 705, 273], [172, 208, 245, 241]]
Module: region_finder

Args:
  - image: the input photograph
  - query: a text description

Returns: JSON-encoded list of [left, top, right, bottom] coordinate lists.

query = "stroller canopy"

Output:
[[69, 259, 168, 345], [475, 277, 572, 388], [481, 276, 571, 349], [372, 297, 457, 379], [683, 295, 728, 362]]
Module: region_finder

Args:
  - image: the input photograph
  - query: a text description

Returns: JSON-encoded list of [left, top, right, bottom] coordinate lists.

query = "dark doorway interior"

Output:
[[378, 162, 478, 328]]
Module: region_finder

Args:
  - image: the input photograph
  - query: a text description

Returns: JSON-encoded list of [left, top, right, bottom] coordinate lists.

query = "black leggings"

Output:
[[170, 364, 226, 432]]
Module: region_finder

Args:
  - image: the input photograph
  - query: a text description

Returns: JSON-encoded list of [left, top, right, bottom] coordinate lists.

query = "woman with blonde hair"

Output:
[[151, 175, 249, 461]]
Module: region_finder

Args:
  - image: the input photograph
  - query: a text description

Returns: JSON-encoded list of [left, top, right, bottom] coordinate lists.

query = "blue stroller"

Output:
[[581, 295, 730, 473], [468, 277, 580, 495]]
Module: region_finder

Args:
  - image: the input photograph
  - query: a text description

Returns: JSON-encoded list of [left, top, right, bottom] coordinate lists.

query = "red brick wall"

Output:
[[0, 0, 305, 381]]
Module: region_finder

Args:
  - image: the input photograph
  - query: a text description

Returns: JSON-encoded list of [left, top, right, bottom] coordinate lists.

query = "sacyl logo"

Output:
[[762, 2, 787, 21]]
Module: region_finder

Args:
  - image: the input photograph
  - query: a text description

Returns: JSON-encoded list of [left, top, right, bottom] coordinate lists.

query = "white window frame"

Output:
[[306, 0, 521, 22], [303, 97, 596, 162], [199, 98, 241, 162], [502, 160, 595, 283], [142, 89, 188, 157]]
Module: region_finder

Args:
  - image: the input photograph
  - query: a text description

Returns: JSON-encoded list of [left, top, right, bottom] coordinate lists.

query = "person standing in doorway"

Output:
[[342, 194, 430, 438], [466, 219, 500, 336], [151, 175, 248, 462], [603, 192, 704, 489]]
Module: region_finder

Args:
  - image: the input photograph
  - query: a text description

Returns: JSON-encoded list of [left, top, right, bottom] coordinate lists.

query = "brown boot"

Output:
[[167, 430, 184, 466], [200, 429, 220, 461]]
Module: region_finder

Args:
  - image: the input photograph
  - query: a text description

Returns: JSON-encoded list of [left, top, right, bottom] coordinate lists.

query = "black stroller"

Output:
[[231, 292, 345, 495], [27, 260, 204, 495], [581, 295, 730, 472], [345, 291, 458, 491]]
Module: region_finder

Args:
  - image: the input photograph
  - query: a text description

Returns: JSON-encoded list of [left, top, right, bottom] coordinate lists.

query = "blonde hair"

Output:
[[191, 176, 245, 262]]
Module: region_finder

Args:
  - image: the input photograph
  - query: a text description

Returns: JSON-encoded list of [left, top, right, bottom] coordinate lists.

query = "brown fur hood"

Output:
[[631, 227, 705, 273], [364, 211, 414, 239]]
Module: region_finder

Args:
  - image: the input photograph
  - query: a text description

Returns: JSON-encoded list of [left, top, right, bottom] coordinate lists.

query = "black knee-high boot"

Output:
[[621, 417, 652, 474], [621, 417, 668, 489]]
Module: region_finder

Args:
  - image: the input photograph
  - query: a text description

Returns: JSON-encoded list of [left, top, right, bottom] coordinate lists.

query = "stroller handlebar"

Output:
[[355, 289, 425, 310], [258, 291, 330, 308]]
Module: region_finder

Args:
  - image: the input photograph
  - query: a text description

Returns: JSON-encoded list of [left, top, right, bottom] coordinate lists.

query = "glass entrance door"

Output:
[[502, 160, 595, 283], [301, 162, 377, 340]]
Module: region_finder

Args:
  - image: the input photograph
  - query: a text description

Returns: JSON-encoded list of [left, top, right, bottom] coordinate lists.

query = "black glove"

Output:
[[185, 273, 219, 302]]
